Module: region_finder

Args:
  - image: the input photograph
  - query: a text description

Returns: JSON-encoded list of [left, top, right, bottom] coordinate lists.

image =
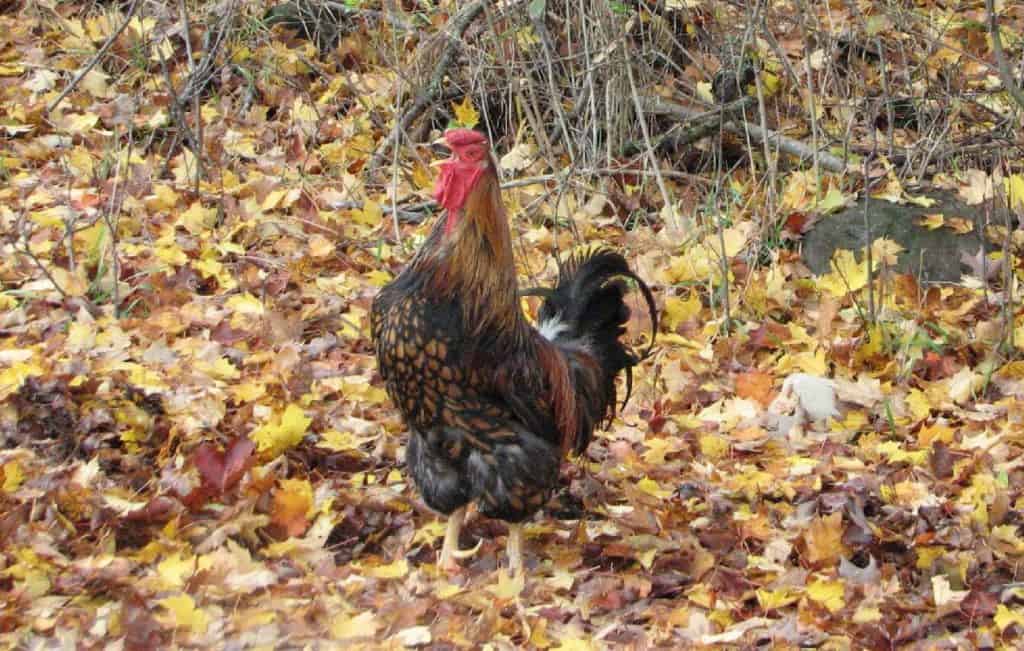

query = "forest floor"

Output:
[[2, 1, 1024, 649]]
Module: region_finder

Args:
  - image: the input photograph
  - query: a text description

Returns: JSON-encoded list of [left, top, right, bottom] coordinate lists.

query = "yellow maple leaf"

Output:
[[412, 520, 446, 546], [992, 525, 1024, 553], [309, 234, 334, 258], [553, 638, 596, 651], [905, 388, 932, 421], [232, 381, 266, 403], [353, 200, 383, 227], [66, 147, 94, 177], [818, 249, 873, 297], [852, 605, 882, 623], [918, 422, 954, 447], [995, 604, 1024, 632], [876, 441, 928, 465], [177, 202, 217, 235], [815, 187, 849, 213], [870, 237, 904, 266], [155, 241, 188, 266], [226, 292, 264, 315], [636, 476, 672, 499], [1004, 173, 1024, 211], [2, 460, 25, 492], [159, 594, 209, 634], [452, 96, 480, 128], [364, 270, 392, 287], [156, 551, 195, 589], [487, 568, 525, 599], [642, 438, 672, 465], [292, 96, 319, 123], [0, 362, 45, 400], [698, 435, 728, 460], [58, 112, 99, 135], [756, 586, 801, 610], [806, 579, 845, 612], [363, 558, 409, 579], [251, 404, 310, 457], [945, 217, 973, 234], [193, 257, 223, 279], [919, 213, 944, 230], [227, 292, 264, 330], [204, 357, 240, 381], [662, 293, 702, 331], [340, 376, 388, 403], [433, 582, 463, 599], [262, 188, 288, 211], [331, 611, 379, 640]]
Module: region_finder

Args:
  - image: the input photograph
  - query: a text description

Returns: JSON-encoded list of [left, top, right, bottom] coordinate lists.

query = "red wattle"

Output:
[[434, 159, 486, 234]]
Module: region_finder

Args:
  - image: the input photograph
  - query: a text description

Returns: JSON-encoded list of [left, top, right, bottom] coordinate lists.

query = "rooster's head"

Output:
[[433, 129, 494, 217]]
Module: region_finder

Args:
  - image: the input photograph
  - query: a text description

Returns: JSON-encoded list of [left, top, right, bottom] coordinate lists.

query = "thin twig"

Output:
[[179, 0, 203, 191], [986, 0, 1024, 113], [624, 45, 674, 229], [368, 0, 488, 171], [47, 0, 142, 114]]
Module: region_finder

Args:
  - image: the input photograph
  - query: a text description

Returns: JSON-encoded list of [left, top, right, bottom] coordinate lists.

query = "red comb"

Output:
[[443, 128, 488, 148]]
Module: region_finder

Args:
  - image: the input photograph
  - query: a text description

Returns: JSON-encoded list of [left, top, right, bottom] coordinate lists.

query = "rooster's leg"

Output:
[[507, 523, 523, 575], [439, 506, 466, 571]]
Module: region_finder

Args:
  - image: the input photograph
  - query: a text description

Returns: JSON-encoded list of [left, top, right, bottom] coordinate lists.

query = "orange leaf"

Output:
[[271, 479, 313, 538], [735, 370, 774, 406], [803, 512, 846, 565]]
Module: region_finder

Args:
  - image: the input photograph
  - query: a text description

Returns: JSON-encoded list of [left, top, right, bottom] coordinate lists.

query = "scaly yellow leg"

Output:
[[439, 506, 466, 571], [507, 523, 524, 575]]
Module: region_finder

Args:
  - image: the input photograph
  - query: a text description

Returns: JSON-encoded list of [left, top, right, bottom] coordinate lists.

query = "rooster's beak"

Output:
[[430, 135, 450, 167]]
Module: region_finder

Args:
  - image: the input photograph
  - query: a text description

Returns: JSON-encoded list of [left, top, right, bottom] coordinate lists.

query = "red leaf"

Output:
[[193, 443, 226, 493], [784, 212, 808, 234], [961, 588, 997, 618], [193, 437, 255, 494], [748, 322, 789, 350], [122, 495, 181, 523], [71, 193, 102, 211], [222, 436, 256, 491]]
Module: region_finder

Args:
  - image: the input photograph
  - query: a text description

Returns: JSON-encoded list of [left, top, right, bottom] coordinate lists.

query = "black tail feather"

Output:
[[536, 248, 658, 431]]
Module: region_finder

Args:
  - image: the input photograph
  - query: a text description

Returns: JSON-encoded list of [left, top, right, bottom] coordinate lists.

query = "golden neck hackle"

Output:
[[417, 167, 522, 340]]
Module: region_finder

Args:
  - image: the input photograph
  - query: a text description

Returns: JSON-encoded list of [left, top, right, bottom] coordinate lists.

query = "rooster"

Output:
[[371, 129, 656, 574]]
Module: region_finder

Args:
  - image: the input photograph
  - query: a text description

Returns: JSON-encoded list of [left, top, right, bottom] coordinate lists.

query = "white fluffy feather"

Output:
[[537, 315, 569, 341]]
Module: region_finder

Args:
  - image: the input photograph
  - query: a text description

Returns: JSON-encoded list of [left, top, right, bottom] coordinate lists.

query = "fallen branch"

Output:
[[631, 97, 755, 154], [320, 1, 416, 31], [368, 0, 487, 171], [644, 97, 851, 173], [331, 168, 708, 225]]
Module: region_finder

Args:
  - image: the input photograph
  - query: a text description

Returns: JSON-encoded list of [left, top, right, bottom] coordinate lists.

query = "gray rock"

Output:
[[801, 191, 988, 283]]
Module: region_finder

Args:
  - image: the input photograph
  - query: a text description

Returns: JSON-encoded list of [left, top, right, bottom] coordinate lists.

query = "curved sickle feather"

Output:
[[523, 250, 658, 414], [612, 268, 658, 412]]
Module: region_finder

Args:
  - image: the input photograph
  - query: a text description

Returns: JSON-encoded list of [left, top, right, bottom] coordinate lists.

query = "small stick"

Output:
[[368, 0, 488, 171], [624, 45, 674, 230], [48, 0, 142, 114]]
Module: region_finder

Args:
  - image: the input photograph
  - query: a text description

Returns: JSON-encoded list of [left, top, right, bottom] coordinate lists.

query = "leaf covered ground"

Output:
[[2, 1, 1024, 649]]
